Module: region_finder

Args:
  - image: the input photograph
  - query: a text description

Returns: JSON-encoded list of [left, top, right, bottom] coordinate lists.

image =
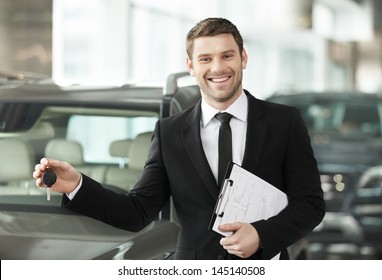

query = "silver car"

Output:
[[0, 72, 199, 260]]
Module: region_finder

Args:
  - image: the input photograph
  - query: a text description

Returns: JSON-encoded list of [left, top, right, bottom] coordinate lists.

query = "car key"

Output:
[[42, 167, 57, 201]]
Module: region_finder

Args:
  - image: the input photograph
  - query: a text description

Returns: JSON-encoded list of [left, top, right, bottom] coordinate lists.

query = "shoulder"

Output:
[[160, 102, 200, 127], [246, 91, 299, 119]]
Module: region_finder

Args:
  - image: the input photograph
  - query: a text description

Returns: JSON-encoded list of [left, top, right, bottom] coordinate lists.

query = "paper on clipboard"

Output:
[[209, 162, 288, 237]]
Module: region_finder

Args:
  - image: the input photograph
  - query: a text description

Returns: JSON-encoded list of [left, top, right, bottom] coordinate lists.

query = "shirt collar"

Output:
[[201, 91, 248, 127]]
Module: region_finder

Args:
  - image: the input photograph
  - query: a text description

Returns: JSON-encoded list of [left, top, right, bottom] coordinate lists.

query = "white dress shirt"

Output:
[[200, 91, 248, 184]]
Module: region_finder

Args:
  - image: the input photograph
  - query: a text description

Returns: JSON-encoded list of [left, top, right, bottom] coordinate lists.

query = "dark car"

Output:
[[267, 92, 382, 212], [342, 165, 382, 258], [267, 91, 382, 259], [308, 164, 382, 260]]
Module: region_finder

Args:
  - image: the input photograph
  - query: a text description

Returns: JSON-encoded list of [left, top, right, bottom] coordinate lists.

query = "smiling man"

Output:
[[34, 18, 325, 260], [186, 32, 247, 110]]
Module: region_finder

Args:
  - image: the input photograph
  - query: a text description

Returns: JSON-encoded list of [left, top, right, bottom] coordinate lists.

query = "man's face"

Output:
[[186, 33, 248, 110]]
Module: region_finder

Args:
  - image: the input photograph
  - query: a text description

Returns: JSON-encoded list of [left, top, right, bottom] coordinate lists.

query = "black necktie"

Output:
[[215, 112, 233, 187]]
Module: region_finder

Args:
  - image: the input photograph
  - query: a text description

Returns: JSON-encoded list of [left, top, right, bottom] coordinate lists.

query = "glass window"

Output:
[[269, 96, 382, 139], [67, 115, 157, 163]]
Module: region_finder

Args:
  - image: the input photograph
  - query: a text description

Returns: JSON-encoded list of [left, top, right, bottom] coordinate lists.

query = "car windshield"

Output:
[[0, 103, 158, 199], [269, 95, 382, 140]]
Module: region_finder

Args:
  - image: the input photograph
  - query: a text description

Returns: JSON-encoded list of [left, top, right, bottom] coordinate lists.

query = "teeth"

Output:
[[210, 77, 230, 83]]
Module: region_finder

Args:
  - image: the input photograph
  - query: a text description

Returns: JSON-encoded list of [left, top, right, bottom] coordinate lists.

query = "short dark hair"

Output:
[[186, 18, 244, 59]]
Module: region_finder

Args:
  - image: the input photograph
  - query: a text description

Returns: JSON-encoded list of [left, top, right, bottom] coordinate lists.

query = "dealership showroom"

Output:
[[1, 0, 382, 267]]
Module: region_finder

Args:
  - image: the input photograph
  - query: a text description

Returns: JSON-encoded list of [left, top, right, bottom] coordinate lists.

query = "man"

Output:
[[33, 17, 325, 260]]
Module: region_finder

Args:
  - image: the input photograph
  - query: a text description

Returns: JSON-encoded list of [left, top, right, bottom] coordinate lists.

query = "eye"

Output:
[[198, 57, 211, 63], [223, 53, 234, 59]]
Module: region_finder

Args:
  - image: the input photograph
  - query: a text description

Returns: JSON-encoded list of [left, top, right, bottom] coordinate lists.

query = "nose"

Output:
[[210, 58, 226, 73]]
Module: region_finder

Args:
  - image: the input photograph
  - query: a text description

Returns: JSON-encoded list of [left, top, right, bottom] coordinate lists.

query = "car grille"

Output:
[[320, 172, 361, 212]]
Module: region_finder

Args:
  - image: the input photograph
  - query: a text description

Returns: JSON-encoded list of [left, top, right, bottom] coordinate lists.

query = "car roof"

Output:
[[0, 72, 201, 111], [0, 82, 164, 103]]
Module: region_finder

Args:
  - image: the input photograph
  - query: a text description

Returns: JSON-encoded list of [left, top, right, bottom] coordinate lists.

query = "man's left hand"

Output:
[[219, 222, 261, 258]]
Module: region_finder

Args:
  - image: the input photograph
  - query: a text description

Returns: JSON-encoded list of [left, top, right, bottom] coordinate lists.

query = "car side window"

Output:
[[0, 105, 159, 196], [340, 106, 381, 137], [67, 115, 157, 164]]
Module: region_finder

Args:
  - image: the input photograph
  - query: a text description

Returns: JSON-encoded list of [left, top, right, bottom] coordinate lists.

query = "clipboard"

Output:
[[209, 162, 288, 237]]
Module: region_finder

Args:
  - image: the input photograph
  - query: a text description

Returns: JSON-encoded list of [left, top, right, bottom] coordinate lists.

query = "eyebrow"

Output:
[[196, 49, 236, 59]]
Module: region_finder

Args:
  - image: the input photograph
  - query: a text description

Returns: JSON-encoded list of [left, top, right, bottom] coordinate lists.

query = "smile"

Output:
[[207, 76, 231, 83]]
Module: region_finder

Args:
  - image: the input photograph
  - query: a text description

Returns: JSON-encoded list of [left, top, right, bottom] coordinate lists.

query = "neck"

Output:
[[206, 90, 243, 111]]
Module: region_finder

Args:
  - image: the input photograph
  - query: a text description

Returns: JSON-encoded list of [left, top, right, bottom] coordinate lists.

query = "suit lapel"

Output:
[[242, 91, 268, 174], [181, 102, 220, 199], [180, 93, 268, 199]]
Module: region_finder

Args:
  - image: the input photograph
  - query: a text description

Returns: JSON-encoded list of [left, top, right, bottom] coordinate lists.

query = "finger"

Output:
[[222, 243, 244, 257], [33, 162, 49, 179], [47, 159, 61, 168], [225, 247, 240, 254], [219, 222, 242, 232], [35, 177, 44, 188], [39, 158, 50, 171], [34, 163, 42, 173], [40, 157, 49, 165], [220, 238, 234, 247], [221, 239, 246, 257], [220, 234, 239, 246], [32, 169, 41, 179]]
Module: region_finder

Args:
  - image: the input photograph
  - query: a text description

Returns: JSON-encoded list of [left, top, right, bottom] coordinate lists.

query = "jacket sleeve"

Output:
[[62, 121, 171, 232], [252, 108, 325, 259]]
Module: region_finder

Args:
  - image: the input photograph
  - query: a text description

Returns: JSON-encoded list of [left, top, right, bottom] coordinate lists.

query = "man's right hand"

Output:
[[33, 157, 81, 194]]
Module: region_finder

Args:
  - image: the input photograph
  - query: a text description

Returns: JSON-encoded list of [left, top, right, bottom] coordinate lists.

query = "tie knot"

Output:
[[215, 112, 232, 124]]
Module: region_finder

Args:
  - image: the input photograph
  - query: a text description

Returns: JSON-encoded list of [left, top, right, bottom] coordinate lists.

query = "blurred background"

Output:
[[0, 0, 381, 98], [1, 0, 382, 260]]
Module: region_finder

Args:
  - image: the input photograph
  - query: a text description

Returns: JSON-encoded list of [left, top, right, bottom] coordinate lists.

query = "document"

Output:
[[209, 162, 288, 237]]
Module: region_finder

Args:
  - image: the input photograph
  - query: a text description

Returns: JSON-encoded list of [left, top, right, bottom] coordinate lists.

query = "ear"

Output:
[[186, 56, 195, 76], [241, 48, 248, 70]]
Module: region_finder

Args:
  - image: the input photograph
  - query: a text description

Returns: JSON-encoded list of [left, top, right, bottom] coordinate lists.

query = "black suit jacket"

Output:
[[63, 91, 325, 260]]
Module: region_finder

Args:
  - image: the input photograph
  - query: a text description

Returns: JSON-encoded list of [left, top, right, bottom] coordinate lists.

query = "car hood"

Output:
[[312, 136, 382, 171], [0, 209, 179, 260]]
